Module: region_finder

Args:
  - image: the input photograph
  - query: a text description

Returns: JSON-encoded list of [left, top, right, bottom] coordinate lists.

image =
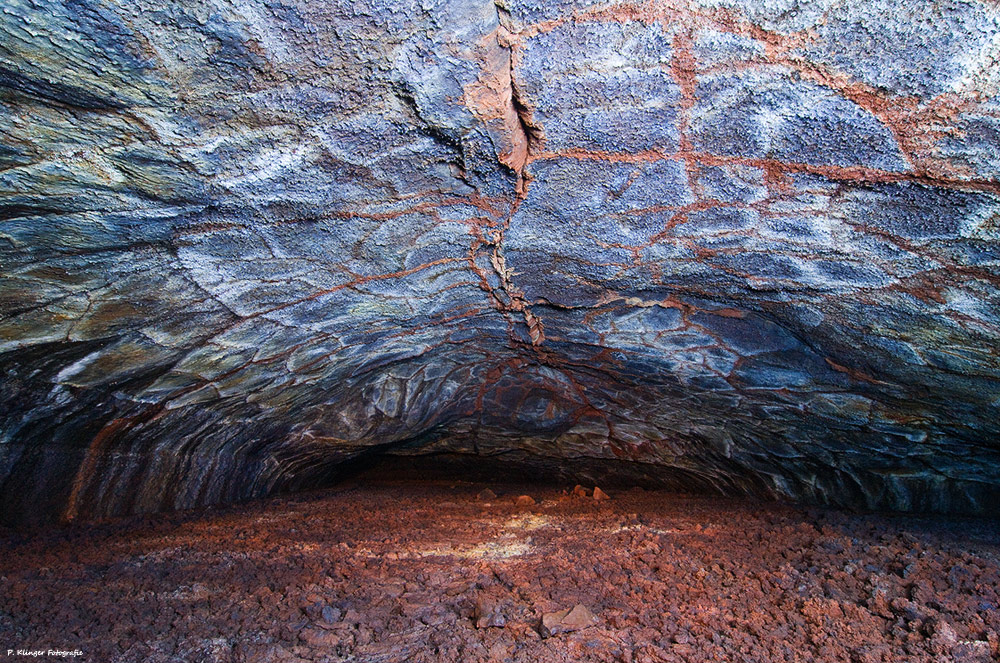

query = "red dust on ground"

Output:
[[0, 481, 998, 662]]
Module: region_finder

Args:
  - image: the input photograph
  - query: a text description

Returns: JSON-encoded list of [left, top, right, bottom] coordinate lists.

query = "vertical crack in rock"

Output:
[[465, 1, 544, 193], [464, 2, 546, 345]]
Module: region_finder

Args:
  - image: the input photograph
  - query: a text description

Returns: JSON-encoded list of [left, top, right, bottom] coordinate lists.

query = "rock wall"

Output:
[[2, 0, 999, 524]]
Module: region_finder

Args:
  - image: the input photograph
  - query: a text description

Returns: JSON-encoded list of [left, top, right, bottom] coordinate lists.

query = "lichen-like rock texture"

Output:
[[2, 0, 999, 525]]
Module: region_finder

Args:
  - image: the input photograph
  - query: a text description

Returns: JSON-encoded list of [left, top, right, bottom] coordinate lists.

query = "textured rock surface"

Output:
[[1, 0, 999, 524]]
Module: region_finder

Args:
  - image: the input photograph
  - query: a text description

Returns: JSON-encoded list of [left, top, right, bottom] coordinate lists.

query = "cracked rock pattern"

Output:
[[1, 0, 999, 524]]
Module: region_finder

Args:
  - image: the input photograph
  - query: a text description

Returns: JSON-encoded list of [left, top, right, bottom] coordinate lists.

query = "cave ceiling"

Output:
[[2, 0, 1000, 523]]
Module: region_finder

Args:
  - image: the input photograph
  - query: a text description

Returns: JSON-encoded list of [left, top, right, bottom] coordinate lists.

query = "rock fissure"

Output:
[[463, 6, 546, 347]]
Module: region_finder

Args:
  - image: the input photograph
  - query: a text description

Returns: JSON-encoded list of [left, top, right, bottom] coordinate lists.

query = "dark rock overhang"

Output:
[[2, 0, 999, 525]]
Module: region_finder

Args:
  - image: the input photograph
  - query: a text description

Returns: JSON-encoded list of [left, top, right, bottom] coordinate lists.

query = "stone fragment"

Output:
[[477, 489, 497, 501], [951, 640, 992, 662], [474, 597, 508, 629], [302, 600, 324, 621], [540, 604, 600, 637], [515, 495, 536, 507], [593, 487, 610, 501], [572, 485, 589, 498], [929, 618, 958, 651], [383, 581, 406, 598], [299, 627, 342, 648]]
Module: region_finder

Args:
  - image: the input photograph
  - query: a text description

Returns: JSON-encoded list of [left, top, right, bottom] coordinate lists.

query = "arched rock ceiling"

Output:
[[2, 0, 1000, 524]]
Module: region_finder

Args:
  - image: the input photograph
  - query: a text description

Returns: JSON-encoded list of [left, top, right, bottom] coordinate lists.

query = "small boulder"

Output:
[[515, 495, 536, 507], [540, 604, 600, 637], [299, 627, 342, 648], [321, 605, 341, 624], [473, 597, 507, 629], [929, 618, 959, 655], [477, 488, 497, 501], [951, 640, 992, 661], [572, 485, 589, 498], [593, 487, 610, 501]]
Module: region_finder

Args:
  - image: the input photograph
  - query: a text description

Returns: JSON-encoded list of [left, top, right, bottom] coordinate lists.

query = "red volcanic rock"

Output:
[[473, 594, 509, 629], [540, 604, 600, 637], [2, 482, 996, 662]]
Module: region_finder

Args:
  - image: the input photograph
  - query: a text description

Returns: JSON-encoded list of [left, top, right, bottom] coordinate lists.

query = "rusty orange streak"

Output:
[[63, 407, 165, 522], [824, 358, 888, 385], [530, 147, 1000, 195]]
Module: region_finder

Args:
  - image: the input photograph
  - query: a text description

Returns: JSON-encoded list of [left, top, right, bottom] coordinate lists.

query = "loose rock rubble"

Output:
[[0, 481, 997, 662]]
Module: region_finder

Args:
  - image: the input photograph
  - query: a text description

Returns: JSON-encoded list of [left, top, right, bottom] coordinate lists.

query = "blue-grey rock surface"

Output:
[[1, 0, 998, 524]]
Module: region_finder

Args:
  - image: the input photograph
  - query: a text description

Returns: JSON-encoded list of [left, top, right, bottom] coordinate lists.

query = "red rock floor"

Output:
[[1, 481, 998, 662]]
